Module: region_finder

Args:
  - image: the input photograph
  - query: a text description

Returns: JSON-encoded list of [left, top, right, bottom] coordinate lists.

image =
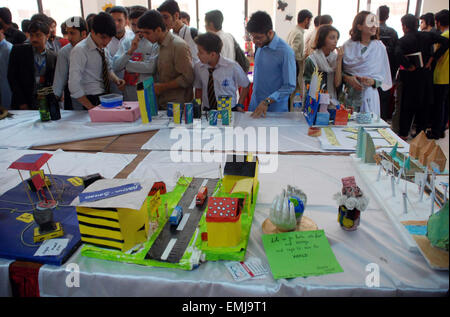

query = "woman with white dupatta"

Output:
[[343, 11, 392, 117], [303, 25, 344, 111]]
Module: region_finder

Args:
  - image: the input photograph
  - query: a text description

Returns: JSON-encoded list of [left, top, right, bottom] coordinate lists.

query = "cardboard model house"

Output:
[[206, 197, 242, 247], [223, 154, 259, 200], [419, 139, 436, 167], [428, 145, 447, 172], [409, 131, 427, 159], [71, 179, 153, 252]]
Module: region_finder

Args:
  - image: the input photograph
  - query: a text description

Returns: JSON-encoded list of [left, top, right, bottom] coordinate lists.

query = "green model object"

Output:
[[427, 202, 449, 251]]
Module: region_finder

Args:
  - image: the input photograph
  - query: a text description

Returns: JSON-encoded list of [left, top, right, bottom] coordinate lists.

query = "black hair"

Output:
[[313, 25, 340, 50], [11, 22, 18, 29], [378, 5, 389, 22], [28, 20, 50, 35], [401, 14, 419, 32], [21, 19, 31, 33], [205, 10, 223, 31], [86, 14, 96, 32], [138, 10, 166, 32], [31, 13, 51, 26], [0, 7, 12, 25], [319, 14, 333, 25], [246, 11, 273, 34], [195, 32, 223, 54], [435, 10, 449, 27], [86, 13, 97, 21], [110, 6, 129, 19], [420, 12, 435, 27], [48, 17, 56, 25], [61, 22, 67, 35], [180, 11, 190, 23], [129, 6, 148, 20], [65, 16, 88, 34], [313, 16, 320, 27], [297, 9, 313, 24], [92, 12, 116, 37], [157, 0, 180, 16]]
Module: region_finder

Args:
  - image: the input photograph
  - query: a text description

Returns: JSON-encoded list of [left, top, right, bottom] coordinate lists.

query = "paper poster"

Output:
[[262, 230, 343, 279]]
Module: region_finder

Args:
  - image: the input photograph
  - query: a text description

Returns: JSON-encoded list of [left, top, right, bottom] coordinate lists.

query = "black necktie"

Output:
[[97, 48, 111, 94], [207, 68, 217, 110]]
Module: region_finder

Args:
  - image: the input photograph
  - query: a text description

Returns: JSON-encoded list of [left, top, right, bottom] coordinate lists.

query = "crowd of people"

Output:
[[0, 2, 448, 140]]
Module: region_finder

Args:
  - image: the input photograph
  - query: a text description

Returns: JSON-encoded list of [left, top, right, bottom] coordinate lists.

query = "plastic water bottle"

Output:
[[293, 92, 302, 109]]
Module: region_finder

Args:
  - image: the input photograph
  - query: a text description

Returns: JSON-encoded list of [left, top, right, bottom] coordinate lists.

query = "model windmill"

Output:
[[8, 153, 63, 242]]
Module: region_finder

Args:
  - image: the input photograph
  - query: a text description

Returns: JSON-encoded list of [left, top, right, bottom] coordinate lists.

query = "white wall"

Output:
[[248, 0, 319, 41], [421, 0, 449, 14]]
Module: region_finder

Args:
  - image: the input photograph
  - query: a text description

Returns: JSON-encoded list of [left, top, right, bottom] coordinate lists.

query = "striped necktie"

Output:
[[207, 68, 217, 110], [97, 48, 111, 94]]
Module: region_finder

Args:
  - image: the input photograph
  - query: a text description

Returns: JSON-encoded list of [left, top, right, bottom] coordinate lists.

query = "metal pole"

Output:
[[148, 0, 152, 9], [415, 0, 423, 17], [318, 0, 322, 16], [196, 0, 199, 30], [37, 0, 43, 14], [80, 0, 85, 19]]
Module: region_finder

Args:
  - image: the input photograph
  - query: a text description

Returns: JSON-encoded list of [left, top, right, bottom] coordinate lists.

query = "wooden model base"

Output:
[[262, 216, 318, 234]]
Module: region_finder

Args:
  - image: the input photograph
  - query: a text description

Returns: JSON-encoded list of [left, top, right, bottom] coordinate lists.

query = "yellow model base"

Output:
[[34, 222, 64, 243]]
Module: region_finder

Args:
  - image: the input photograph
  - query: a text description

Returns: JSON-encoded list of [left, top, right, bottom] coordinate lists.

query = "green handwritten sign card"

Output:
[[261, 230, 343, 279]]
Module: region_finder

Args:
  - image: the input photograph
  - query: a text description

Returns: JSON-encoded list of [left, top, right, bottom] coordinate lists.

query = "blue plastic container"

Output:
[[99, 94, 123, 108]]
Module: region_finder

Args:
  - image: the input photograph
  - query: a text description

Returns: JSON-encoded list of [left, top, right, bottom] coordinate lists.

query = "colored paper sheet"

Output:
[[262, 230, 343, 279], [79, 183, 142, 203]]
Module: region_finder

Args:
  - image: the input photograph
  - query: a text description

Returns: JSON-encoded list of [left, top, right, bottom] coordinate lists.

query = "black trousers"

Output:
[[431, 84, 449, 136], [399, 70, 427, 137]]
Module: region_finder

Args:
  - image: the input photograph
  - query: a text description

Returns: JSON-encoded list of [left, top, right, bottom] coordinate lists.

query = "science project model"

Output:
[[333, 176, 369, 231], [262, 186, 318, 234], [350, 130, 449, 270], [303, 68, 350, 128], [8, 153, 62, 242], [0, 154, 93, 266], [73, 154, 260, 270]]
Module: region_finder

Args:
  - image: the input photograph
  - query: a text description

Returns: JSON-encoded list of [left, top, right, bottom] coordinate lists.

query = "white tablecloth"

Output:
[[0, 149, 137, 296], [37, 152, 448, 296], [0, 110, 169, 149]]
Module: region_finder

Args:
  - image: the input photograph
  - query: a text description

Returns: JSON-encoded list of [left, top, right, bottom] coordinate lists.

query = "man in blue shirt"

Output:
[[246, 11, 296, 118]]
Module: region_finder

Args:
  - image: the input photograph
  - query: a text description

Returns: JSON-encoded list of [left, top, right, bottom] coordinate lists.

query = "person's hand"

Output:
[[235, 104, 245, 112], [127, 35, 140, 55], [115, 79, 126, 91], [407, 65, 416, 72], [269, 189, 297, 232], [153, 83, 163, 96], [425, 57, 433, 70], [358, 76, 375, 87], [251, 100, 268, 118], [336, 46, 344, 59], [345, 76, 363, 91]]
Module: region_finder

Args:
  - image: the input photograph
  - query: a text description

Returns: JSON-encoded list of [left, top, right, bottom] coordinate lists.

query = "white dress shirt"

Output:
[[216, 30, 235, 61], [53, 43, 72, 98], [194, 56, 250, 109], [106, 29, 135, 58], [69, 35, 112, 99]]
